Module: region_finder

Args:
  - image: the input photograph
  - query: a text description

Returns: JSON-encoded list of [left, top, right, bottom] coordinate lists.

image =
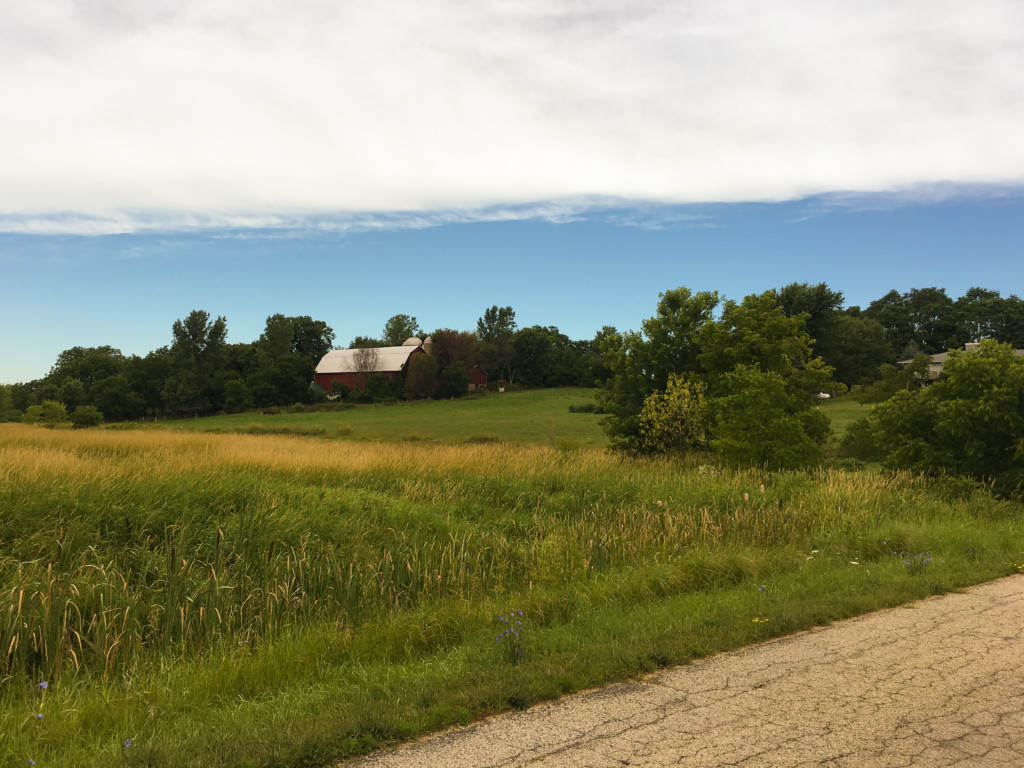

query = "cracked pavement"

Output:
[[346, 575, 1024, 767]]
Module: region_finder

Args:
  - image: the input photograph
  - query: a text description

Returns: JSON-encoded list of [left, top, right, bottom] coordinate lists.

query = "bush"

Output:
[[846, 341, 1024, 497], [70, 405, 104, 428], [636, 374, 708, 454], [363, 373, 394, 403], [22, 400, 69, 427]]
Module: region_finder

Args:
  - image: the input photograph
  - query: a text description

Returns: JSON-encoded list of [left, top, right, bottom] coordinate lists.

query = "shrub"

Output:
[[22, 400, 69, 427], [69, 405, 104, 428], [363, 373, 394, 403], [637, 374, 708, 454], [848, 340, 1024, 496]]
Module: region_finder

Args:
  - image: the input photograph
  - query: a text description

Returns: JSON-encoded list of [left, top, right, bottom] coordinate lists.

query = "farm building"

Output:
[[314, 336, 490, 394], [314, 337, 426, 392]]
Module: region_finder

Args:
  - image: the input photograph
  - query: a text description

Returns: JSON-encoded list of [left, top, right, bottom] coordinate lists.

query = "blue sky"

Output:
[[2, 2, 1023, 383]]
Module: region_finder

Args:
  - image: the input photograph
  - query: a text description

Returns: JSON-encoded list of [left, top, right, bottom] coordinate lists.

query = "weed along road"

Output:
[[346, 575, 1024, 767]]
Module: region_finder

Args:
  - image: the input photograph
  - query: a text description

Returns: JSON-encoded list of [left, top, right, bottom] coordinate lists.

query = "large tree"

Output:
[[826, 313, 894, 386], [476, 305, 517, 383], [162, 310, 228, 415], [597, 287, 719, 453], [48, 346, 126, 387], [865, 287, 957, 356], [382, 314, 421, 346], [698, 290, 833, 401]]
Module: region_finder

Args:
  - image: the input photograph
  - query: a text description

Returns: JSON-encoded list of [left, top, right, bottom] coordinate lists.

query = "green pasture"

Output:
[[169, 387, 867, 447], [171, 387, 608, 446], [816, 396, 872, 438], [2, 390, 1022, 768]]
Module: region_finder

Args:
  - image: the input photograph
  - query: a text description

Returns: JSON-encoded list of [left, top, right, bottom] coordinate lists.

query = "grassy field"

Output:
[[816, 396, 872, 438], [2, 393, 1022, 767], [170, 387, 608, 447]]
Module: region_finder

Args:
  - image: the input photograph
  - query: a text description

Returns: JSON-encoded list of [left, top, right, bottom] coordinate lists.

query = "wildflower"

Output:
[[124, 739, 132, 748], [758, 584, 766, 591], [36, 713, 43, 719], [39, 682, 48, 691]]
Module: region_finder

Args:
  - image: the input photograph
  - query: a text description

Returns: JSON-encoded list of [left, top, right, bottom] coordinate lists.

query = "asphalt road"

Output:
[[346, 574, 1024, 767]]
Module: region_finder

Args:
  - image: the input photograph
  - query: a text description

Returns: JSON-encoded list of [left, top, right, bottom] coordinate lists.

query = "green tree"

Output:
[[477, 306, 517, 383], [162, 310, 228, 415], [951, 287, 1002, 346], [0, 384, 21, 421], [404, 353, 438, 400], [865, 287, 957, 356], [598, 288, 719, 452], [994, 295, 1024, 347], [223, 379, 254, 413], [362, 373, 393, 403], [57, 377, 88, 409], [329, 379, 351, 400], [774, 282, 844, 360], [90, 375, 145, 421], [22, 400, 69, 427], [709, 366, 829, 470], [290, 316, 335, 363], [48, 346, 125, 387], [847, 340, 1024, 496], [430, 329, 478, 370], [382, 314, 422, 346], [349, 335, 382, 349], [698, 290, 833, 400], [512, 326, 553, 387], [437, 361, 470, 398], [826, 313, 894, 386], [124, 348, 173, 417], [250, 315, 321, 406], [636, 374, 708, 455], [856, 354, 932, 403], [69, 405, 104, 428], [258, 314, 295, 359]]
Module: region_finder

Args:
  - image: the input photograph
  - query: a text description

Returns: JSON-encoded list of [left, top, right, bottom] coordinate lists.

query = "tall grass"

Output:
[[1, 423, 1021, 767]]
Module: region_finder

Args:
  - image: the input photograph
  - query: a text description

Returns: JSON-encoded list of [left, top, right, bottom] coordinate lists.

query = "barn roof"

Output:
[[315, 345, 421, 375]]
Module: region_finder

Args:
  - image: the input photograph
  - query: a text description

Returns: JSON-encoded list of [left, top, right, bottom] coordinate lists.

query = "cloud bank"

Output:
[[2, 0, 1022, 233]]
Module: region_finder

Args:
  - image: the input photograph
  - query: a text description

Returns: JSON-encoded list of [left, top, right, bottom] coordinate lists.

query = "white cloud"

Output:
[[2, 0, 1022, 234]]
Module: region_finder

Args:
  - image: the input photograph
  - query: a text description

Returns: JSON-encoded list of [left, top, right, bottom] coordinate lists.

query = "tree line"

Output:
[[2, 284, 1023, 427], [0, 306, 610, 421], [594, 283, 1024, 497]]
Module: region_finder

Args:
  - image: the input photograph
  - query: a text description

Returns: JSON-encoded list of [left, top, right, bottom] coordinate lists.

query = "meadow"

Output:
[[1, 392, 1022, 767], [172, 387, 608, 447]]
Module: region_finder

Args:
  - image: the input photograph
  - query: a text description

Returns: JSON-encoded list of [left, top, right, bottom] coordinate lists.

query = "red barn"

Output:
[[314, 338, 426, 392]]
